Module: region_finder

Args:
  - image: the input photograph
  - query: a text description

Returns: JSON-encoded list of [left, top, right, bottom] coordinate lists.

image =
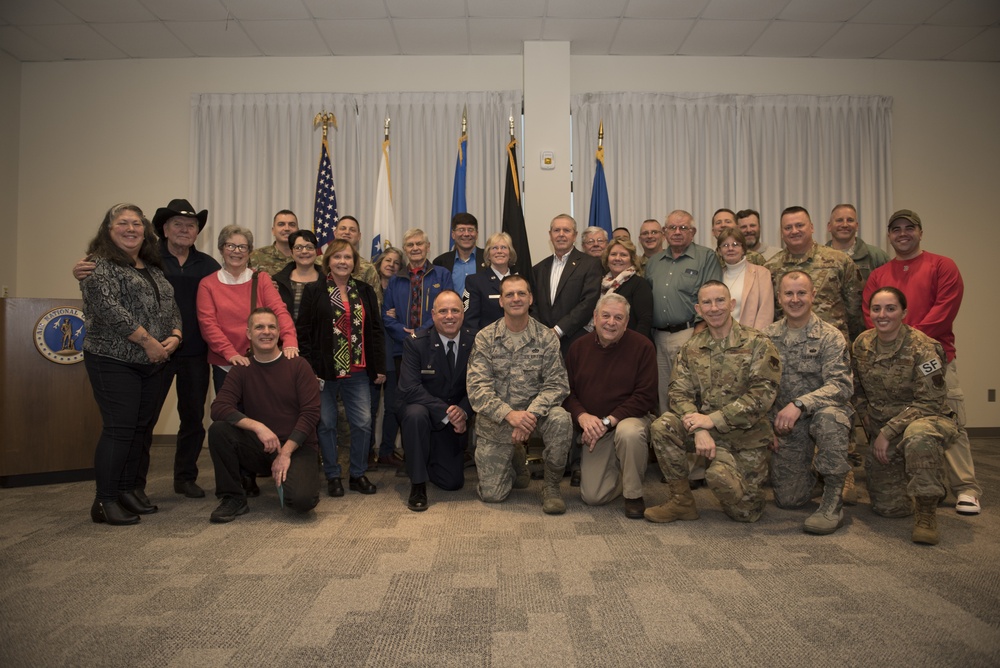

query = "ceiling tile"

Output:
[[385, 0, 467, 19], [546, 0, 628, 20], [610, 19, 694, 55], [927, 0, 1000, 26], [392, 18, 469, 54], [219, 0, 311, 21], [747, 21, 842, 57], [57, 0, 156, 23], [701, 0, 789, 21], [314, 19, 399, 55], [468, 18, 541, 54], [19, 23, 127, 59], [678, 19, 768, 56], [136, 0, 230, 22], [165, 20, 262, 57], [623, 0, 710, 20], [812, 22, 913, 58], [542, 18, 619, 54], [241, 19, 330, 56], [878, 23, 986, 59], [90, 21, 194, 58], [852, 0, 951, 25], [302, 0, 387, 19], [777, 0, 871, 22], [942, 26, 1000, 60], [0, 26, 61, 61], [0, 0, 80, 25], [466, 0, 545, 19]]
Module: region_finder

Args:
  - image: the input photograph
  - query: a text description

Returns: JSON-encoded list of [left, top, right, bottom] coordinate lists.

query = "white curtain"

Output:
[[191, 90, 522, 260], [571, 92, 893, 250]]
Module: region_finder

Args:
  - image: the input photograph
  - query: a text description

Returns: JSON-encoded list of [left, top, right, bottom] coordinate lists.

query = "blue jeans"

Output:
[[84, 353, 167, 501], [319, 371, 372, 479], [370, 366, 400, 458]]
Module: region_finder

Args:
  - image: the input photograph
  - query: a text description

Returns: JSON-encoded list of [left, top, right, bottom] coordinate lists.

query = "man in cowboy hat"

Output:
[[74, 198, 220, 501]]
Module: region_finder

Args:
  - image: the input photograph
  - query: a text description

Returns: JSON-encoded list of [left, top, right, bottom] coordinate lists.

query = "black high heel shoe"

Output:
[[91, 499, 140, 525], [119, 490, 158, 515]]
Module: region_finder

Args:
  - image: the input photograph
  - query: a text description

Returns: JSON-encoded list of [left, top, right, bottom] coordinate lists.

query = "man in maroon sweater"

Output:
[[564, 293, 658, 518], [207, 308, 321, 523]]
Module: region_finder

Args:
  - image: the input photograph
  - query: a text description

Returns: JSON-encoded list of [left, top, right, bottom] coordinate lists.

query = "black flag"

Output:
[[502, 138, 533, 291]]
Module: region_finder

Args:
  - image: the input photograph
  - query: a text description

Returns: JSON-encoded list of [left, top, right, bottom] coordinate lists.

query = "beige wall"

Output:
[[10, 54, 1000, 427], [0, 51, 20, 297]]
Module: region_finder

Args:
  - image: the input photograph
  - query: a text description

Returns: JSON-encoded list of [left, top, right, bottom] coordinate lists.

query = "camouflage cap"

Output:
[[887, 209, 922, 229]]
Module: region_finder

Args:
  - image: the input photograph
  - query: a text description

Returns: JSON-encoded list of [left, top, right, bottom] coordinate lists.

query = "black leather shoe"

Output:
[[118, 490, 158, 515], [174, 480, 206, 498], [349, 475, 377, 494], [407, 483, 428, 512], [624, 496, 645, 520], [570, 470, 582, 487], [210, 497, 249, 524], [327, 478, 344, 497], [133, 488, 153, 506], [91, 499, 140, 526], [242, 475, 260, 497]]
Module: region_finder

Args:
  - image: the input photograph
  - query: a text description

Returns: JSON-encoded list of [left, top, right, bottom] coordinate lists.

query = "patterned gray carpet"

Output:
[[1, 440, 998, 667]]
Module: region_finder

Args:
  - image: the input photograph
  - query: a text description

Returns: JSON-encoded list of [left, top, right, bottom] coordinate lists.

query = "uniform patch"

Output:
[[919, 358, 942, 376]]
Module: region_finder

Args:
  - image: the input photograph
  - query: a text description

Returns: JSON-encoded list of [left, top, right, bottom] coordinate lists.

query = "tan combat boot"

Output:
[[912, 497, 940, 545], [804, 477, 844, 535], [541, 463, 566, 515], [644, 479, 700, 523], [841, 469, 858, 506], [512, 443, 530, 489]]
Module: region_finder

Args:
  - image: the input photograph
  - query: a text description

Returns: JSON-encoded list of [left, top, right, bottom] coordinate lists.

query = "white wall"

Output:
[[11, 54, 1000, 427]]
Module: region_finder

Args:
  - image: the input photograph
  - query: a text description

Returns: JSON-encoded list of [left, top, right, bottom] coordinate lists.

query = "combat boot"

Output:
[[541, 463, 566, 515], [804, 477, 844, 535], [912, 497, 940, 545], [841, 469, 858, 506], [512, 443, 530, 489], [644, 479, 700, 523]]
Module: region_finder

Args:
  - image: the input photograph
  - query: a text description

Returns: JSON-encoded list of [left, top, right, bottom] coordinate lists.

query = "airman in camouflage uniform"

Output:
[[645, 281, 781, 524], [853, 305, 956, 544], [467, 275, 572, 514], [764, 272, 853, 534], [825, 203, 889, 285], [249, 210, 299, 276]]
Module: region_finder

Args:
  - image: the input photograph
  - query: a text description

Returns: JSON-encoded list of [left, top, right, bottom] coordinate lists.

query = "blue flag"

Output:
[[450, 134, 468, 248], [313, 137, 339, 249], [588, 146, 612, 236]]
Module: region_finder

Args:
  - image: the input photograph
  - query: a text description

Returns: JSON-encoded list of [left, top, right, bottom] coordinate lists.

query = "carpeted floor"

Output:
[[1, 439, 998, 667]]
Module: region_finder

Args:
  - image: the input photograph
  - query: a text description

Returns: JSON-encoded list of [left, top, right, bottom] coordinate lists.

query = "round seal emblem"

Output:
[[34, 307, 86, 364]]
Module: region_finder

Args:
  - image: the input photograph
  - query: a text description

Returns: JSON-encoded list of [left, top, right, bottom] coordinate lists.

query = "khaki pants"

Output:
[[579, 416, 652, 505]]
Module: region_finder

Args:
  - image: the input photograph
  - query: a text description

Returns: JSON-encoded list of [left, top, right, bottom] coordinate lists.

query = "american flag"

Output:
[[313, 137, 339, 249]]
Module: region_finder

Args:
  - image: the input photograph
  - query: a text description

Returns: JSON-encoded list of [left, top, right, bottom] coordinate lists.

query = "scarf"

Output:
[[585, 268, 637, 332], [327, 278, 366, 378]]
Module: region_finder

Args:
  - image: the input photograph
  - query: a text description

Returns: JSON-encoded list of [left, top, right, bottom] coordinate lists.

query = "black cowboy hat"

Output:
[[152, 198, 208, 236]]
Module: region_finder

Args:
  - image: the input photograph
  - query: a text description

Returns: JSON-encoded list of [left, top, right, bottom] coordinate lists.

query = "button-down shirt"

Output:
[[450, 249, 477, 297], [549, 252, 570, 304], [645, 243, 722, 329]]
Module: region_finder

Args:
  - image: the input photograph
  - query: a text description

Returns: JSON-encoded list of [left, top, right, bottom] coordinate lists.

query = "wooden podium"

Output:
[[0, 298, 100, 485]]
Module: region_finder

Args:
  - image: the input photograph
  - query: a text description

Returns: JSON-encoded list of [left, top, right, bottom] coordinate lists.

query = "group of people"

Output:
[[75, 197, 978, 546]]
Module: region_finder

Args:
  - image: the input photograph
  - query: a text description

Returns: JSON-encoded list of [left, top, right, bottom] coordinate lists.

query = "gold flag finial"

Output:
[[384, 117, 391, 141], [598, 120, 604, 149], [509, 114, 514, 138], [313, 111, 338, 139], [462, 105, 468, 135]]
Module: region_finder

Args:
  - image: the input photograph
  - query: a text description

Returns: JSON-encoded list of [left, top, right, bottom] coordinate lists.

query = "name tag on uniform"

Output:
[[488, 295, 500, 300], [684, 268, 699, 276], [919, 359, 942, 376], [421, 369, 436, 375]]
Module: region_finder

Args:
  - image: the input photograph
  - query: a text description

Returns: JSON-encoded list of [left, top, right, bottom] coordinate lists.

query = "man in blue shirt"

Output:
[[433, 212, 485, 297]]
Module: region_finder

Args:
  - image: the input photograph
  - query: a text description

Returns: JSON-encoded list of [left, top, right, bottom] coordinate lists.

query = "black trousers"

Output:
[[207, 421, 320, 512], [400, 404, 465, 490]]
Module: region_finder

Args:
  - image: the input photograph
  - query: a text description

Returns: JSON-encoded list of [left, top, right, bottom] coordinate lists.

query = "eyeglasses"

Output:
[[665, 225, 692, 232], [223, 243, 250, 252], [292, 244, 316, 252], [719, 242, 742, 250], [583, 238, 607, 246]]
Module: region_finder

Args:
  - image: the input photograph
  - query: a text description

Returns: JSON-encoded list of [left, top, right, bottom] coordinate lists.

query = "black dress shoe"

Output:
[[570, 470, 582, 487], [242, 475, 260, 498], [349, 475, 377, 494], [327, 478, 344, 497], [118, 490, 158, 515], [623, 496, 646, 520], [174, 480, 206, 498], [407, 483, 428, 512], [91, 499, 140, 526], [133, 488, 153, 506]]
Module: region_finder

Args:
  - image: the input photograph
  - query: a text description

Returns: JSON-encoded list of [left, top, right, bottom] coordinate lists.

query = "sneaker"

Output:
[[956, 494, 981, 516], [210, 497, 249, 523]]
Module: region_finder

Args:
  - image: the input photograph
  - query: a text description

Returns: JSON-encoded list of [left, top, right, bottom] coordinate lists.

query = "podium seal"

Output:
[[34, 307, 86, 364]]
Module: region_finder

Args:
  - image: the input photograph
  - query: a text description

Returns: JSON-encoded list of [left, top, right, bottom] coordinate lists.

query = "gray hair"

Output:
[[217, 224, 254, 252], [595, 292, 631, 318], [582, 226, 608, 243], [401, 228, 428, 246]]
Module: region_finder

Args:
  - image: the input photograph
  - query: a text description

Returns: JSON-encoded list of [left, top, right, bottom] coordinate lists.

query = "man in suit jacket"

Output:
[[432, 212, 487, 297], [531, 214, 603, 355], [398, 291, 475, 511]]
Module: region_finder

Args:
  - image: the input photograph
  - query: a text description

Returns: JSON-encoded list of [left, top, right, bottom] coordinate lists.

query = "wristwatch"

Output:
[[792, 399, 806, 412], [602, 417, 612, 428]]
